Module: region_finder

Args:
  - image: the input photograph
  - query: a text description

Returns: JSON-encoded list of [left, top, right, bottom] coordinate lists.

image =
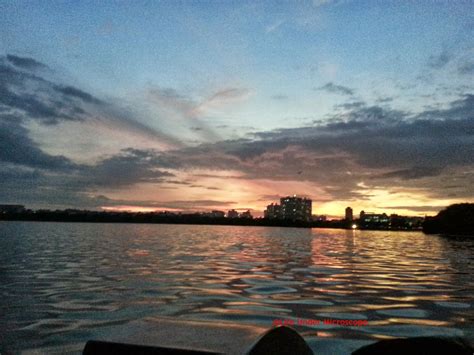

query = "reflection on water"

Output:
[[0, 222, 473, 353]]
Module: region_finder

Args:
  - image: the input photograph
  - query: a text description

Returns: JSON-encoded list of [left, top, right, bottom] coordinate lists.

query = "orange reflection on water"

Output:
[[387, 318, 450, 326], [309, 228, 453, 298]]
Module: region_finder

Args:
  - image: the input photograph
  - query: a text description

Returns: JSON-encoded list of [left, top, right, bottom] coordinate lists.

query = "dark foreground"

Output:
[[83, 325, 472, 355]]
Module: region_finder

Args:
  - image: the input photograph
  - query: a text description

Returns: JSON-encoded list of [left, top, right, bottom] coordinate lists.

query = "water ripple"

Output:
[[0, 222, 473, 354]]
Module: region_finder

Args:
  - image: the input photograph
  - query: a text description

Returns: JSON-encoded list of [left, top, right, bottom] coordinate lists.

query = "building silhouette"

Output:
[[264, 195, 312, 222], [239, 210, 253, 219], [345, 207, 353, 221], [359, 210, 389, 229], [264, 203, 281, 219], [280, 196, 312, 221]]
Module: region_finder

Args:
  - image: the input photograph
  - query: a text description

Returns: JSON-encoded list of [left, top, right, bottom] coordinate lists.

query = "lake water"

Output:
[[1, 222, 473, 354]]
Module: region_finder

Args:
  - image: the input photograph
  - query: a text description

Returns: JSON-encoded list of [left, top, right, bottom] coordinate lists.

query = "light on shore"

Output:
[[352, 224, 357, 229]]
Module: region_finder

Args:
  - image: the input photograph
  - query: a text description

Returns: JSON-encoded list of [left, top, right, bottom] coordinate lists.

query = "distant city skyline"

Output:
[[1, 1, 473, 217]]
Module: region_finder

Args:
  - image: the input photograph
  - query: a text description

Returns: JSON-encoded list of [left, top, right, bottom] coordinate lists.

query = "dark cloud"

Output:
[[0, 145, 177, 208], [0, 116, 76, 170], [6, 92, 471, 206], [0, 89, 83, 125], [335, 101, 365, 110], [82, 149, 174, 188], [0, 115, 178, 194], [1, 54, 182, 151], [165, 180, 192, 185], [142, 94, 473, 201], [0, 110, 177, 203], [53, 85, 103, 105], [316, 82, 354, 96], [0, 164, 41, 182], [375, 167, 444, 180], [6, 54, 48, 70], [417, 94, 474, 121], [0, 58, 95, 124], [1, 53, 473, 209]]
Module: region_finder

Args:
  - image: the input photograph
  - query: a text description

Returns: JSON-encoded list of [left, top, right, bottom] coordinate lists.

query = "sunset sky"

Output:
[[1, 1, 473, 217]]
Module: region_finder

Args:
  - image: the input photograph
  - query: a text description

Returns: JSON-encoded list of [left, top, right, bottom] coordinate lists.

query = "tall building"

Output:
[[280, 195, 312, 222], [264, 203, 281, 219], [345, 207, 353, 221]]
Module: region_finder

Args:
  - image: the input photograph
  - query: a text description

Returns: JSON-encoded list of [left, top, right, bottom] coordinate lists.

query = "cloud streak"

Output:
[[316, 82, 354, 96], [6, 54, 48, 70]]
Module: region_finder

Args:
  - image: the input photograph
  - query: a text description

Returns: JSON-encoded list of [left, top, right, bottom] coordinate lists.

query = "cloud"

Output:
[[334, 101, 366, 110], [0, 54, 181, 150], [379, 205, 446, 213], [316, 82, 354, 96], [0, 115, 76, 170], [0, 115, 174, 189], [0, 142, 177, 208], [0, 164, 41, 182], [6, 54, 48, 70], [53, 85, 103, 105], [0, 56, 98, 124], [458, 61, 474, 75], [142, 94, 473, 201], [417, 93, 474, 121], [5, 93, 472, 206], [147, 87, 195, 116], [146, 86, 251, 143], [148, 86, 250, 119], [2, 54, 473, 210], [428, 50, 452, 69], [375, 167, 444, 180], [196, 87, 251, 113], [82, 148, 174, 187], [376, 97, 394, 104], [0, 54, 186, 203], [91, 195, 236, 210]]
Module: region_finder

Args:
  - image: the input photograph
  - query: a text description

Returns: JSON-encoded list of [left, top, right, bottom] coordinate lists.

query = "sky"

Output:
[[0, 0, 473, 218]]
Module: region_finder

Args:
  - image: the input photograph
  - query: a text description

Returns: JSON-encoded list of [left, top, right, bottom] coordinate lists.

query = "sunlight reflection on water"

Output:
[[0, 222, 473, 353]]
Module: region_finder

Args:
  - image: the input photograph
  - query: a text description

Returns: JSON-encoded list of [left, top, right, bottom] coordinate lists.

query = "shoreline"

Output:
[[0, 215, 425, 232]]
